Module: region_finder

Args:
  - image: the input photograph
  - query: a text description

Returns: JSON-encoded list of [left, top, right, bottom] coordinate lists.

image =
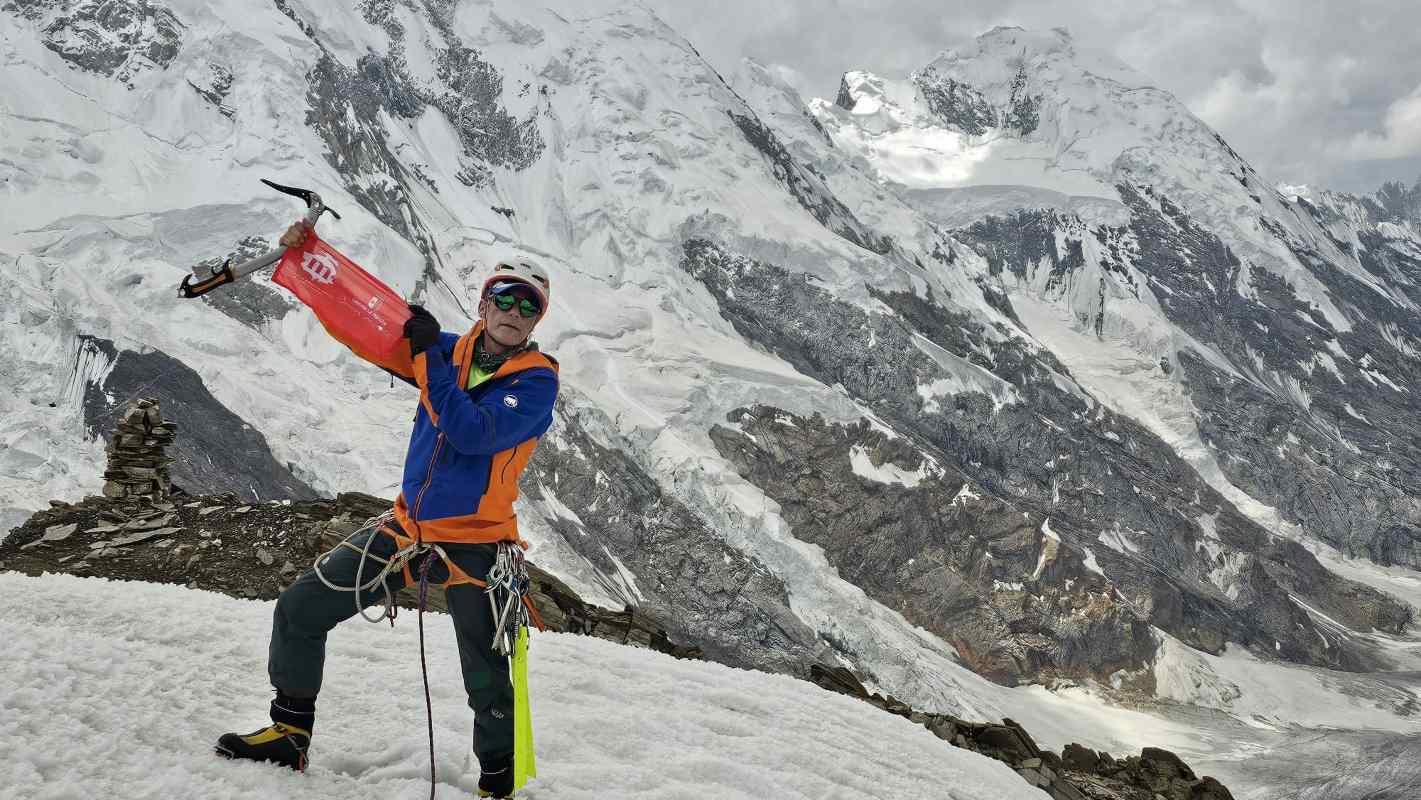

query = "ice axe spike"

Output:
[[178, 179, 341, 299]]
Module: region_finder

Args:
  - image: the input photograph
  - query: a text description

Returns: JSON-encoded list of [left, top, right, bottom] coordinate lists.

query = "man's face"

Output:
[[479, 283, 543, 347]]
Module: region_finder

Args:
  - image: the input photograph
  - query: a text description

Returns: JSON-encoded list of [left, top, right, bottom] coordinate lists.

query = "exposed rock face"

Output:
[[711, 406, 1153, 685], [681, 237, 1408, 678], [5, 0, 184, 86], [954, 186, 1421, 573], [1004, 64, 1042, 135], [522, 390, 828, 675], [914, 67, 997, 135], [833, 74, 856, 111], [301, 50, 447, 295], [727, 110, 891, 255], [79, 337, 316, 502], [357, 0, 545, 181], [1370, 177, 1421, 227]]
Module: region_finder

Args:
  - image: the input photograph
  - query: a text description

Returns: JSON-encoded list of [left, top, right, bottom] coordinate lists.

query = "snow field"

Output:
[[0, 572, 1044, 799], [1151, 630, 1421, 734]]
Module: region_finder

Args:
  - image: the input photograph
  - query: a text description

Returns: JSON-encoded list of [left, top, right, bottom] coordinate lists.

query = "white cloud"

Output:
[[1190, 70, 1273, 129], [1338, 84, 1421, 160], [765, 62, 809, 97]]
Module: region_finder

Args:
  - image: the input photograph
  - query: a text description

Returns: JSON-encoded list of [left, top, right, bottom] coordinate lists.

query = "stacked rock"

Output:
[[102, 398, 177, 501]]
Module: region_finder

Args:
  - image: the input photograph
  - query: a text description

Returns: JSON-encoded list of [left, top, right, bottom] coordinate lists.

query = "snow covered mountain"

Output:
[[5, 2, 1421, 796]]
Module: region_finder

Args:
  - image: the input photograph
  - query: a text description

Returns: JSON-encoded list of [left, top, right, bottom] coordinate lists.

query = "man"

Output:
[[216, 223, 558, 800]]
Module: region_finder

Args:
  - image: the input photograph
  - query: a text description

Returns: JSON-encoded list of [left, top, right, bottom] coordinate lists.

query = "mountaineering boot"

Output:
[[215, 723, 310, 770], [477, 754, 514, 798], [214, 693, 315, 771]]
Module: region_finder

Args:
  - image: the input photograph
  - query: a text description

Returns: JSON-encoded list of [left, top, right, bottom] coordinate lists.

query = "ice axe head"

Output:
[[260, 178, 342, 221]]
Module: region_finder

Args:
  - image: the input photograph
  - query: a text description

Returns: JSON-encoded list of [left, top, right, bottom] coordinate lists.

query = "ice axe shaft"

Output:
[[178, 179, 341, 299], [177, 245, 283, 298]]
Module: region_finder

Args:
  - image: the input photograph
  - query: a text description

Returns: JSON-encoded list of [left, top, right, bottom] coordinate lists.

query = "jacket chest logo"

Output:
[[503, 394, 519, 408]]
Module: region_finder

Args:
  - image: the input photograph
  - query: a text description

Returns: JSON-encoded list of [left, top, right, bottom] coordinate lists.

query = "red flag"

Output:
[[273, 233, 411, 360]]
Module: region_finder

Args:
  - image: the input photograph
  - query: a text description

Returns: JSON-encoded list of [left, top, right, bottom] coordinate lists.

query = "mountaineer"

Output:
[[215, 222, 558, 800]]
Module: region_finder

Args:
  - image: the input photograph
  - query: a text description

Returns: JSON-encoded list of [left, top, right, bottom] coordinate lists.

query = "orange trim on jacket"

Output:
[[392, 322, 559, 545]]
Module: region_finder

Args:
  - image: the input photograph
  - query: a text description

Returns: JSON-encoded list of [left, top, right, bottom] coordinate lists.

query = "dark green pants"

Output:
[[267, 525, 514, 763]]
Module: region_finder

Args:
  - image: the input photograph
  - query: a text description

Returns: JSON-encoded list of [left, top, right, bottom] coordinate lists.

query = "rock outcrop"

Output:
[[811, 666, 1234, 800]]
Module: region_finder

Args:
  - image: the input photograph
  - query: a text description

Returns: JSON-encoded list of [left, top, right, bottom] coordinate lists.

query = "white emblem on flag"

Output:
[[503, 395, 518, 408], [301, 251, 338, 285]]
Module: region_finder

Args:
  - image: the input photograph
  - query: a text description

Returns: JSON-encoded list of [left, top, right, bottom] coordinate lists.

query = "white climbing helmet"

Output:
[[480, 256, 551, 313]]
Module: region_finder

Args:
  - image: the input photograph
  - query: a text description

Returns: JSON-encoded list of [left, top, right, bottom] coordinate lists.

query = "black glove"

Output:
[[404, 304, 441, 357]]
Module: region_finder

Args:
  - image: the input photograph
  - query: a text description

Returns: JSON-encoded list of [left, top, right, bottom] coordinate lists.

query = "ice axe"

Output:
[[178, 179, 342, 298]]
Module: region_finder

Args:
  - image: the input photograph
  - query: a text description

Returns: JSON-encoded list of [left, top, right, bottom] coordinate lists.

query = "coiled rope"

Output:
[[309, 512, 533, 799]]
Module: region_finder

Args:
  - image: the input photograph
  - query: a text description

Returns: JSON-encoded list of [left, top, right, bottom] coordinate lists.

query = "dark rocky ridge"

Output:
[[680, 237, 1407, 680], [79, 336, 316, 502], [914, 68, 997, 136], [1004, 64, 1042, 135], [728, 110, 892, 255], [4, 0, 184, 87], [812, 666, 1235, 800], [1368, 176, 1421, 227], [0, 491, 702, 656]]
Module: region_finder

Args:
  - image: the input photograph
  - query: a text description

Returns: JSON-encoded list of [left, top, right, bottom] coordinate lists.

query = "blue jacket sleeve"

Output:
[[418, 347, 558, 455]]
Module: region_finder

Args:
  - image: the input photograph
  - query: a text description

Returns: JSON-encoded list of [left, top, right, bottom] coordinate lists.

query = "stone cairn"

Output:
[[102, 398, 177, 501]]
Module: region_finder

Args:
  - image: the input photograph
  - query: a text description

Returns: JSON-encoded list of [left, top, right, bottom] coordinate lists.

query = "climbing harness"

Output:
[[310, 509, 423, 625], [309, 511, 542, 798]]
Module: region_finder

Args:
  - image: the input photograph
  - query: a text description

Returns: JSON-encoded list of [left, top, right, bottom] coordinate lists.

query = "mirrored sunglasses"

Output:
[[490, 292, 541, 318]]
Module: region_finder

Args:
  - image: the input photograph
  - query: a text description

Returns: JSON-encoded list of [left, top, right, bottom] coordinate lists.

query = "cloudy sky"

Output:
[[651, 0, 1421, 195]]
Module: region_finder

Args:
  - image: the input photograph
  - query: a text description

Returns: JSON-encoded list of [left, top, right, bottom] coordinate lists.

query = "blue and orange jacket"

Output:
[[349, 320, 559, 544]]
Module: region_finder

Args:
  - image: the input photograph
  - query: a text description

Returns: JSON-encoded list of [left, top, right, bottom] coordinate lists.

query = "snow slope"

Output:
[[0, 571, 1043, 800]]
